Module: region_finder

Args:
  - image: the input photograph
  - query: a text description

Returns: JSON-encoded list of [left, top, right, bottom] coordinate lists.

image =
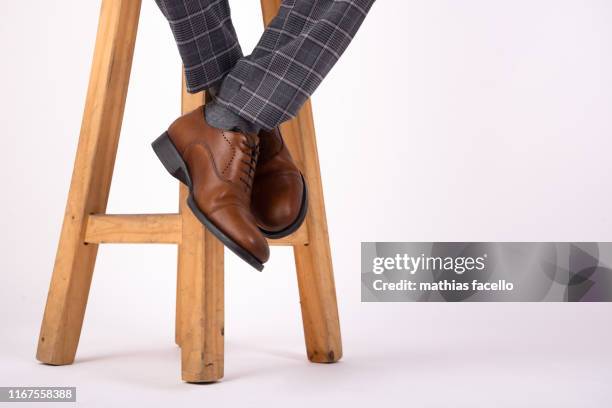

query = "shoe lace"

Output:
[[239, 137, 259, 192]]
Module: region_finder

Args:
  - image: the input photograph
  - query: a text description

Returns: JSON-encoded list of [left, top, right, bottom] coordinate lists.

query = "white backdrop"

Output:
[[1, 1, 611, 407]]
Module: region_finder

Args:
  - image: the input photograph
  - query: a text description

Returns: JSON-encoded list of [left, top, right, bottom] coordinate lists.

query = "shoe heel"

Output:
[[152, 131, 192, 187]]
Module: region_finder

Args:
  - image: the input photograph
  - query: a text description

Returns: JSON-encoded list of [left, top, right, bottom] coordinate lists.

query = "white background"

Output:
[[1, 0, 612, 407]]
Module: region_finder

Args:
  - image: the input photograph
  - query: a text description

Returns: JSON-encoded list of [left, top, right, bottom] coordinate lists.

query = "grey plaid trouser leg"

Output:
[[156, 0, 375, 130]]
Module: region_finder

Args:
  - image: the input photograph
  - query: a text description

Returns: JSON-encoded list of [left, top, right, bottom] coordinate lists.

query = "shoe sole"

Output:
[[152, 131, 264, 271], [258, 175, 308, 239]]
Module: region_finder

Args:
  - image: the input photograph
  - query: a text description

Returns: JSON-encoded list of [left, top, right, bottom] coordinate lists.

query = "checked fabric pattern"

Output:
[[156, 0, 375, 129]]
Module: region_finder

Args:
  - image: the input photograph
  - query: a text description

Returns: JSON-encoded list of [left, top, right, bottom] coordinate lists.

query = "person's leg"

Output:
[[205, 0, 375, 238], [153, 0, 376, 267], [213, 0, 376, 131], [155, 0, 270, 270]]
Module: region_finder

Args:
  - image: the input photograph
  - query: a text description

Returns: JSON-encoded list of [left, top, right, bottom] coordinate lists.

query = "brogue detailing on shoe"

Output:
[[220, 131, 237, 176], [221, 131, 233, 147], [221, 148, 236, 176]]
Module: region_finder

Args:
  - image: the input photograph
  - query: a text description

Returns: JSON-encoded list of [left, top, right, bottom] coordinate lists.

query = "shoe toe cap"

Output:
[[209, 205, 270, 264]]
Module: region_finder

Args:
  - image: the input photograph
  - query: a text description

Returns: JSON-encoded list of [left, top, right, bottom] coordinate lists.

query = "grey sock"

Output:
[[205, 100, 260, 135], [207, 85, 219, 100]]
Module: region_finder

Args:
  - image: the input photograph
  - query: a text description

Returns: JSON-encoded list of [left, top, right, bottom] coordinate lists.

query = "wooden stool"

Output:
[[36, 0, 342, 383]]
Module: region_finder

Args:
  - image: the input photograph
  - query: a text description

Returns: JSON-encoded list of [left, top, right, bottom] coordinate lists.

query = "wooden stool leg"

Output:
[[176, 84, 225, 382], [283, 103, 343, 363], [36, 0, 141, 365]]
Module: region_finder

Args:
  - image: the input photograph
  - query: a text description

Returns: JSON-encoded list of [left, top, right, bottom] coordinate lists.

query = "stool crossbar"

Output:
[[36, 0, 342, 383]]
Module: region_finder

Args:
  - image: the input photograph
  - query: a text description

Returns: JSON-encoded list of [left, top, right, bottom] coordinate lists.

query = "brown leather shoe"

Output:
[[152, 106, 269, 271], [251, 128, 308, 239]]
